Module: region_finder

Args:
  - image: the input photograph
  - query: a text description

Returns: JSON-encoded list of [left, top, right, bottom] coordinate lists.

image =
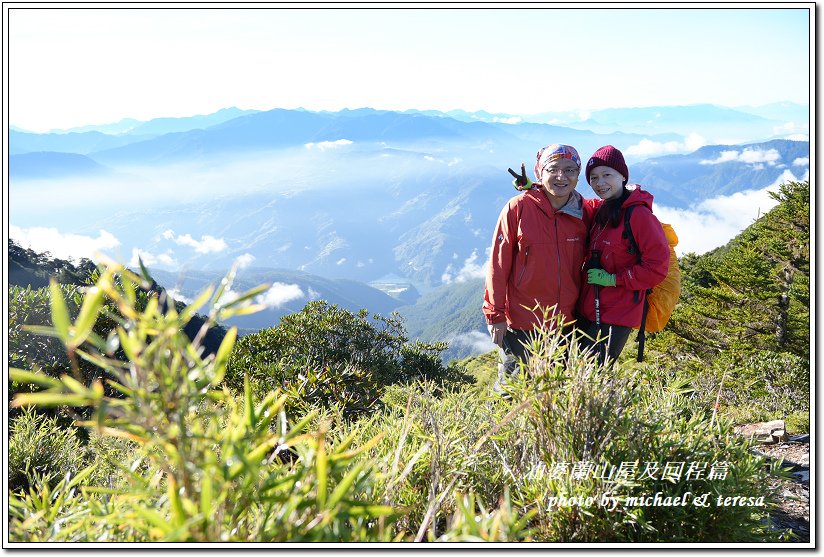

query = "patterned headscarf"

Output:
[[534, 144, 581, 181]]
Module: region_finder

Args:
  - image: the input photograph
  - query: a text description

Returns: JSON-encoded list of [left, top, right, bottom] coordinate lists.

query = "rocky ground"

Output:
[[752, 436, 810, 543]]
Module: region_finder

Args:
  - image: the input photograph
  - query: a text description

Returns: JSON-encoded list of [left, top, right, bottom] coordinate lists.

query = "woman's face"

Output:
[[588, 165, 625, 200], [539, 159, 580, 203]]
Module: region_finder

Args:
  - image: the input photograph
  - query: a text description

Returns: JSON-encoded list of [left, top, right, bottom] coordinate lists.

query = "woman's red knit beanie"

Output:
[[586, 145, 629, 185]]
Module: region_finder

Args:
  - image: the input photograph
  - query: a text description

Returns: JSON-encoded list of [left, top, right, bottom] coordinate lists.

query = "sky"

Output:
[[5, 4, 812, 132]]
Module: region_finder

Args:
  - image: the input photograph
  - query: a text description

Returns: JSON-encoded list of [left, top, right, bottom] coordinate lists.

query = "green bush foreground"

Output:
[[8, 261, 798, 543]]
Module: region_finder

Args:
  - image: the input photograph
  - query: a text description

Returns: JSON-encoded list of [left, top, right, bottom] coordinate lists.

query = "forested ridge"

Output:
[[6, 180, 810, 543], [644, 180, 809, 428]]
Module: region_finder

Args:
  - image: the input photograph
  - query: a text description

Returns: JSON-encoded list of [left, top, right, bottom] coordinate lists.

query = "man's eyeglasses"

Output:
[[544, 167, 579, 177]]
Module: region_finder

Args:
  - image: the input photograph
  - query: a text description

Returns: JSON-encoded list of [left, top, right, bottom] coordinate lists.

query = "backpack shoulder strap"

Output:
[[622, 204, 640, 258], [622, 203, 649, 362]]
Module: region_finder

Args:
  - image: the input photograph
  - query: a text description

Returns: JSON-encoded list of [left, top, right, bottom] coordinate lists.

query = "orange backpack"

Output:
[[644, 223, 681, 333], [623, 206, 682, 360]]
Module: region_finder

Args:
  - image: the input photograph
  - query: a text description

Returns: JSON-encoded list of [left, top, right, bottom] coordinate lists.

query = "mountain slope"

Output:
[[10, 130, 155, 156], [148, 266, 405, 335], [9, 152, 112, 179]]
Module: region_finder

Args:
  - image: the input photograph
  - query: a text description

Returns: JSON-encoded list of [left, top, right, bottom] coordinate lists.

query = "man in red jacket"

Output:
[[483, 144, 596, 392]]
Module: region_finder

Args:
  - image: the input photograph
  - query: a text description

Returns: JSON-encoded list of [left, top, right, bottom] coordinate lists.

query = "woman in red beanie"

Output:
[[576, 145, 670, 366]]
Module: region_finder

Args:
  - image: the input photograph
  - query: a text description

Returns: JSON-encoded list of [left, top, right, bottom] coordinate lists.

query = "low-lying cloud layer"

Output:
[[655, 168, 807, 255], [699, 147, 781, 167], [257, 282, 305, 308], [625, 133, 707, 157], [162, 229, 228, 254], [448, 330, 497, 355], [441, 249, 487, 284], [9, 224, 120, 262]]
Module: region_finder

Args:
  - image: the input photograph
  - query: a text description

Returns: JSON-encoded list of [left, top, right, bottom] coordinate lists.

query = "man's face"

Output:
[[540, 159, 580, 203]]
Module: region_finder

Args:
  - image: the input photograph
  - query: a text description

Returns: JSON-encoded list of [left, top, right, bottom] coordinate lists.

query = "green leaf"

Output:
[[49, 279, 71, 341], [217, 284, 270, 311], [12, 392, 91, 408], [61, 374, 90, 395], [328, 462, 365, 508], [212, 327, 237, 386], [67, 465, 96, 489], [105, 379, 133, 398], [284, 410, 318, 442], [316, 435, 328, 507], [200, 460, 214, 521], [244, 374, 255, 430], [8, 368, 62, 389], [118, 329, 141, 361], [133, 506, 173, 535], [331, 432, 386, 462], [137, 256, 154, 287], [21, 324, 62, 339], [212, 268, 238, 310], [167, 475, 186, 529], [229, 436, 280, 479], [253, 391, 289, 433], [218, 303, 268, 319], [71, 285, 105, 348], [346, 504, 397, 518], [179, 286, 215, 323]]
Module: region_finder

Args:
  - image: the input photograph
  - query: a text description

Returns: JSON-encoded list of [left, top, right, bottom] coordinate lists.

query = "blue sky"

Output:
[[6, 5, 812, 132]]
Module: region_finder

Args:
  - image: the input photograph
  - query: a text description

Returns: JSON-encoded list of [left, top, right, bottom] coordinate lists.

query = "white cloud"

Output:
[[10, 225, 120, 262], [256, 282, 305, 308], [423, 155, 462, 166], [336, 258, 347, 265], [165, 288, 192, 305], [699, 148, 781, 166], [448, 331, 497, 355], [128, 247, 177, 268], [491, 116, 522, 124], [442, 249, 487, 284], [701, 150, 740, 164], [773, 121, 809, 137], [235, 253, 256, 268], [304, 139, 353, 151], [163, 229, 228, 254], [654, 169, 802, 255], [625, 133, 707, 157], [793, 157, 810, 167]]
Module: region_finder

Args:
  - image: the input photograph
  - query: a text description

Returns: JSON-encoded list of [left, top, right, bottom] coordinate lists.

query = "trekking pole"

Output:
[[507, 163, 529, 189], [587, 250, 603, 326]]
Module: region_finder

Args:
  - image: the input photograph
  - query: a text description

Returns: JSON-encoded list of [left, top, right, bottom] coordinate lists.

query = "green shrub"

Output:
[[9, 285, 79, 388], [8, 280, 142, 411], [354, 380, 535, 541], [8, 265, 401, 542], [360, 324, 792, 543], [7, 262, 796, 543], [8, 406, 84, 493], [226, 301, 473, 418], [503, 326, 787, 542]]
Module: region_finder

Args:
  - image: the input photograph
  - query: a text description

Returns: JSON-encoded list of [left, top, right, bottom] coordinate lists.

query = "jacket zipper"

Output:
[[517, 247, 530, 285], [555, 219, 562, 305]]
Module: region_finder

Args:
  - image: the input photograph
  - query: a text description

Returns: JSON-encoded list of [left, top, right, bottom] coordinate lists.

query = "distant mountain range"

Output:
[[631, 139, 810, 208], [148, 266, 410, 336], [9, 104, 810, 360]]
